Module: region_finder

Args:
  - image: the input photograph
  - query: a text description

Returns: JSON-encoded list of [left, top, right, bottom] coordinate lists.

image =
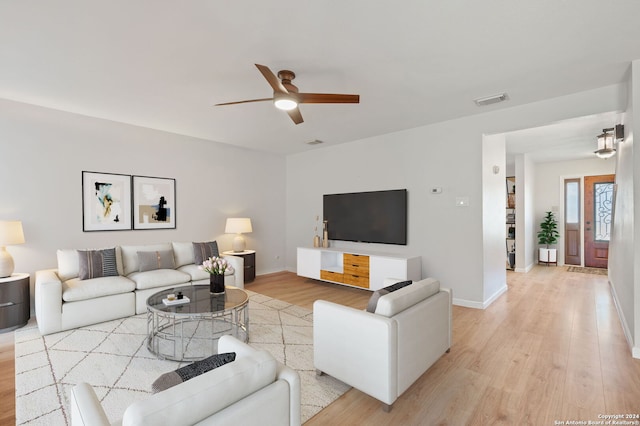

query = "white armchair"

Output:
[[70, 335, 301, 426], [313, 277, 452, 412]]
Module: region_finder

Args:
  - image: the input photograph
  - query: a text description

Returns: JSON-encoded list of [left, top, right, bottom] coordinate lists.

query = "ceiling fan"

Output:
[[215, 64, 360, 125]]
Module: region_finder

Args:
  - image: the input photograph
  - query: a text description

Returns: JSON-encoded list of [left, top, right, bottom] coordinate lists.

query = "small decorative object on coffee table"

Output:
[[199, 256, 234, 294]]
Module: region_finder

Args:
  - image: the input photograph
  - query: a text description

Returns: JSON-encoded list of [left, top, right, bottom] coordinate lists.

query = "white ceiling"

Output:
[[1, 1, 639, 156]]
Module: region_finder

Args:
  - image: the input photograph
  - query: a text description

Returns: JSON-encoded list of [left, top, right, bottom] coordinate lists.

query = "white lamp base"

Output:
[[232, 235, 246, 252], [0, 247, 15, 278]]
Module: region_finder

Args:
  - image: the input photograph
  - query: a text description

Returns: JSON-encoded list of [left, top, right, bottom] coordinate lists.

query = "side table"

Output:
[[223, 250, 256, 283], [0, 273, 30, 332]]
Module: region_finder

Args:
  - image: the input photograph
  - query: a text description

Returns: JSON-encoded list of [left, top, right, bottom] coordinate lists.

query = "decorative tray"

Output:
[[162, 296, 190, 306]]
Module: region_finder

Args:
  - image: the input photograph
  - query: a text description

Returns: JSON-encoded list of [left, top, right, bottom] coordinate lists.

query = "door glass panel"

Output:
[[565, 181, 579, 224], [594, 183, 613, 242]]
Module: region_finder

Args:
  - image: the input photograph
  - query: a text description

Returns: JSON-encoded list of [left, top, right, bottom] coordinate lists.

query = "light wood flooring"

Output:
[[2, 266, 640, 425]]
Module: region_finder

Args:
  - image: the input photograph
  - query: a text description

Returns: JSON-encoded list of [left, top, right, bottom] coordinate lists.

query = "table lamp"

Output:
[[225, 218, 252, 252], [0, 221, 25, 278]]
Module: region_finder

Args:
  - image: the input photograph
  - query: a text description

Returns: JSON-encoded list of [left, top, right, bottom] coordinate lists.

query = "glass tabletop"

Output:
[[146, 285, 248, 315]]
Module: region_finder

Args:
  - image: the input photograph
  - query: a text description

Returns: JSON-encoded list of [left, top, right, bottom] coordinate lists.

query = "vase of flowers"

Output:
[[200, 256, 234, 294]]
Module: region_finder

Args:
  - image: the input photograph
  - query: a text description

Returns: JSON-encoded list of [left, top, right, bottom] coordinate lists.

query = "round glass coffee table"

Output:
[[146, 285, 249, 361]]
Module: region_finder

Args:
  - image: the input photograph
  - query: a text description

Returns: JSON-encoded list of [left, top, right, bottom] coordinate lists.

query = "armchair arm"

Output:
[[222, 254, 244, 288], [70, 382, 112, 426], [276, 362, 301, 426], [313, 300, 398, 405], [35, 269, 63, 335]]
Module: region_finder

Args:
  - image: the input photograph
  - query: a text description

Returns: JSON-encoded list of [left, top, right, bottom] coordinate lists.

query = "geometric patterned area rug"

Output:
[[15, 290, 350, 425], [566, 266, 608, 276]]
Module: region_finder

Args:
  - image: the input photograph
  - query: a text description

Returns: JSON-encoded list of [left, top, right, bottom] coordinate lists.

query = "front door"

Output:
[[584, 174, 615, 268]]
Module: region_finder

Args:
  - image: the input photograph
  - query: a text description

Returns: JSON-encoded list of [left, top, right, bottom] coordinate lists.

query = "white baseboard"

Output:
[[452, 298, 484, 309], [608, 279, 637, 358], [453, 284, 508, 310], [515, 263, 534, 273]]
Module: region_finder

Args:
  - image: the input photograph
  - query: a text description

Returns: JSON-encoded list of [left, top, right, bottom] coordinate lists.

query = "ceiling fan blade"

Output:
[[215, 98, 273, 106], [297, 93, 360, 104], [255, 64, 288, 94], [287, 107, 304, 125]]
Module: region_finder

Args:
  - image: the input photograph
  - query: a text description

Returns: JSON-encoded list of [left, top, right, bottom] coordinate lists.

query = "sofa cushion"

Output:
[[121, 243, 173, 276], [127, 269, 191, 290], [177, 264, 234, 282], [137, 250, 175, 272], [193, 241, 220, 266], [374, 278, 441, 317], [62, 276, 136, 302], [366, 280, 412, 313], [78, 248, 119, 280], [58, 247, 124, 281], [171, 242, 194, 267], [151, 352, 236, 393]]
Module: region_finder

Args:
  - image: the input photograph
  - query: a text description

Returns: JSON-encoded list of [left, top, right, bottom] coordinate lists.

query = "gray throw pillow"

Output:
[[137, 250, 176, 272], [193, 241, 220, 265], [366, 280, 413, 313], [151, 352, 236, 393], [78, 248, 118, 280]]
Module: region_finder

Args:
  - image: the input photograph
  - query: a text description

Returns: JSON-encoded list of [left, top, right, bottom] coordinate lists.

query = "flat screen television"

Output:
[[323, 189, 407, 245]]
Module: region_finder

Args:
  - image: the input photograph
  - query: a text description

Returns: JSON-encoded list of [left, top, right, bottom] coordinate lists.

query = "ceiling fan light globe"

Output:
[[274, 98, 298, 111]]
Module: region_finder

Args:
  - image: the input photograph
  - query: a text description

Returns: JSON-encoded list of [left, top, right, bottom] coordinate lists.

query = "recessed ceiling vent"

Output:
[[306, 139, 324, 145], [474, 92, 509, 107]]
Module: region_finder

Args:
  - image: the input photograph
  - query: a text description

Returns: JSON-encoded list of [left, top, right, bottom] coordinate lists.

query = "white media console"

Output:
[[296, 247, 421, 291]]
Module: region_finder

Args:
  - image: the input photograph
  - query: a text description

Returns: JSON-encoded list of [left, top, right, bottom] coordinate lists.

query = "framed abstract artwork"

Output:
[[132, 175, 176, 230], [82, 171, 132, 231]]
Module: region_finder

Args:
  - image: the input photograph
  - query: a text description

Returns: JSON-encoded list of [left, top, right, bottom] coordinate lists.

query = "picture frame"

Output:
[[132, 175, 176, 230], [82, 171, 132, 232]]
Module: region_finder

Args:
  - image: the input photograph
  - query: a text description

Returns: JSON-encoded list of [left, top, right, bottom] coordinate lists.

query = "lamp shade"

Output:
[[0, 221, 25, 246], [225, 218, 253, 234], [225, 218, 252, 252]]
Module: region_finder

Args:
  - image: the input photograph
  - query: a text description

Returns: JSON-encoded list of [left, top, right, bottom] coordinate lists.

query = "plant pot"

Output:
[[539, 248, 557, 265], [209, 274, 225, 294], [539, 248, 549, 263]]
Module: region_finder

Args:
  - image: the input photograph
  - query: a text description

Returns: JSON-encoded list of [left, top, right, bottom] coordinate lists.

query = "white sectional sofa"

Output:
[[70, 335, 301, 426], [35, 242, 244, 335]]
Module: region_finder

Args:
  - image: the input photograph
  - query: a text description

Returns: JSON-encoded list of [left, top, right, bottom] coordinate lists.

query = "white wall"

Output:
[[533, 158, 615, 265], [286, 83, 627, 307], [482, 134, 508, 305], [608, 60, 638, 357], [514, 153, 536, 272], [0, 98, 287, 306]]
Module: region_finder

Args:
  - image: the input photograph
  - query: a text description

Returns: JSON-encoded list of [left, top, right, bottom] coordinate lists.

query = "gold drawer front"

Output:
[[343, 274, 370, 288], [344, 253, 370, 267], [344, 264, 369, 277], [320, 270, 344, 283]]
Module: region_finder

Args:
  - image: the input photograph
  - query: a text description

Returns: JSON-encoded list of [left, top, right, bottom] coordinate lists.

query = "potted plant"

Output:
[[537, 211, 559, 265], [200, 256, 235, 294]]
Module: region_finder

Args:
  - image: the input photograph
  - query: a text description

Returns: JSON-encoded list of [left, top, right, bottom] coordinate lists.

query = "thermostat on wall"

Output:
[[431, 187, 442, 194]]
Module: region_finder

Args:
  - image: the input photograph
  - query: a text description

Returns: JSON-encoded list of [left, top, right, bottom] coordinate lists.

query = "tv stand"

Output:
[[296, 247, 421, 291]]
